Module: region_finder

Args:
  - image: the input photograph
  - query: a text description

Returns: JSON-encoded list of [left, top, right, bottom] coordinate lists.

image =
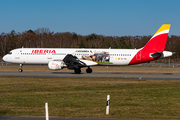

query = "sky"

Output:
[[0, 0, 180, 36]]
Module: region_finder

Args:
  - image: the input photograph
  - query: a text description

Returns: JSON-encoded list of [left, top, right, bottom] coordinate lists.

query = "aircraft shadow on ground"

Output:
[[51, 72, 84, 74]]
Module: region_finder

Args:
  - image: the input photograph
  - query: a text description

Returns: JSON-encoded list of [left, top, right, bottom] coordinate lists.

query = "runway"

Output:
[[0, 71, 179, 79]]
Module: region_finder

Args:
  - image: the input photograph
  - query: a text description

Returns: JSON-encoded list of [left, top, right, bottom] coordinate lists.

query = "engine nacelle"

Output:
[[48, 61, 64, 70]]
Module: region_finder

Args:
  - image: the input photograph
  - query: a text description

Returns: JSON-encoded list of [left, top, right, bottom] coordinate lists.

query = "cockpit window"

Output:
[[7, 52, 12, 55]]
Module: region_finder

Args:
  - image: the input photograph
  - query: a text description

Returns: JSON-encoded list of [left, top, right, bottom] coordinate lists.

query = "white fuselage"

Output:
[[3, 48, 140, 66]]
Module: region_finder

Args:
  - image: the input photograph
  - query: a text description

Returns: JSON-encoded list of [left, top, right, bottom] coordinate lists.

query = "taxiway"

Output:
[[0, 71, 179, 79]]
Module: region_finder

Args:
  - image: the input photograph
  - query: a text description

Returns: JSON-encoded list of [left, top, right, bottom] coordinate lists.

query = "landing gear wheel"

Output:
[[18, 69, 23, 72], [86, 67, 92, 73], [19, 64, 23, 72], [74, 68, 81, 74]]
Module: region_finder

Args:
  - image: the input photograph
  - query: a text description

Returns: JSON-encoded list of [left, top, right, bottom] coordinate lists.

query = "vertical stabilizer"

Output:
[[129, 24, 171, 65], [142, 24, 171, 52]]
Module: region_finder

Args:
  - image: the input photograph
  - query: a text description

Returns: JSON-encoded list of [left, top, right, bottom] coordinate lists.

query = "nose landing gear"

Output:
[[18, 64, 23, 72]]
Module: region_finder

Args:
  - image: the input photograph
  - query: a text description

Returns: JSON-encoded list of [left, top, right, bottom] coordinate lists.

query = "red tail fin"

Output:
[[129, 24, 171, 65], [142, 24, 171, 52]]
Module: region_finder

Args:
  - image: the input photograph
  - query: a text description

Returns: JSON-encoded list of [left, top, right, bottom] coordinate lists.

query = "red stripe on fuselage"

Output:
[[129, 33, 168, 65]]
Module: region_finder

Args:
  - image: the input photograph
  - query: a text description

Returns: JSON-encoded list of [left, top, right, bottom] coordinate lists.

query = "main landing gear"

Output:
[[18, 64, 23, 72], [74, 67, 92, 74], [74, 68, 81, 74], [86, 67, 92, 73]]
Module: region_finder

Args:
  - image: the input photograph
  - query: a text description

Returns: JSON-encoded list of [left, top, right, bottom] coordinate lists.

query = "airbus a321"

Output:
[[2, 24, 173, 74]]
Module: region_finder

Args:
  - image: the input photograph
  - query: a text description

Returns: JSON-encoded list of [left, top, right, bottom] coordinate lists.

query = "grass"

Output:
[[0, 77, 180, 119]]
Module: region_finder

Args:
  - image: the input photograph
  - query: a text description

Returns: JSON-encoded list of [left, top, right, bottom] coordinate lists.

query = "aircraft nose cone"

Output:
[[2, 55, 6, 61]]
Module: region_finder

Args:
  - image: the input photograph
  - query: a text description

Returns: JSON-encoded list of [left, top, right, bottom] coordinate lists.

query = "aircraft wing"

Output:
[[63, 54, 98, 69]]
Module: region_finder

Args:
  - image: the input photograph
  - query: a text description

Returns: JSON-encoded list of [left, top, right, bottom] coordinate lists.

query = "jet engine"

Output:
[[48, 60, 65, 70]]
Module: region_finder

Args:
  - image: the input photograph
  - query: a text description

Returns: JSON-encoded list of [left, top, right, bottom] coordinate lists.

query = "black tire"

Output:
[[86, 68, 92, 73], [18, 69, 23, 72], [75, 69, 81, 74]]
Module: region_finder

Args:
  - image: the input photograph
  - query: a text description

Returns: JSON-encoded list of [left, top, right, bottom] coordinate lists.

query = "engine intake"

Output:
[[48, 61, 65, 70]]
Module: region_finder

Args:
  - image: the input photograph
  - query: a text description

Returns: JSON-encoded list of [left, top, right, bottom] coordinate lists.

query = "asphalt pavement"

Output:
[[0, 71, 179, 79]]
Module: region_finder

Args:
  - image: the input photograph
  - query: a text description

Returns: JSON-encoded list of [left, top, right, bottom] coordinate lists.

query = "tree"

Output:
[[112, 40, 118, 48], [86, 34, 97, 41], [79, 40, 86, 48], [27, 29, 35, 34], [10, 30, 16, 36], [118, 37, 127, 48], [34, 28, 50, 35]]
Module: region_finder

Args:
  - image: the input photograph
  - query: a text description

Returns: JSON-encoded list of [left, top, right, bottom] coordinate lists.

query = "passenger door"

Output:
[[15, 50, 20, 59]]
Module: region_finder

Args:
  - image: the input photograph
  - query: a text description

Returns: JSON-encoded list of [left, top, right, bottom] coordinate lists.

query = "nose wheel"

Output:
[[19, 69, 23, 72], [19, 64, 23, 72]]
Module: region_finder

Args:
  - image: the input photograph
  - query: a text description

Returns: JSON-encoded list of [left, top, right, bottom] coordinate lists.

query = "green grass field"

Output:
[[0, 77, 180, 119]]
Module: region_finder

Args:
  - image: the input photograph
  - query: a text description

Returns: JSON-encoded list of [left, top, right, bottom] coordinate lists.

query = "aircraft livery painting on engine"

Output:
[[2, 24, 174, 74]]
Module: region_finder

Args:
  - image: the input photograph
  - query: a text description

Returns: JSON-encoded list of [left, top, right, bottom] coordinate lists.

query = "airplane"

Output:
[[2, 24, 174, 74]]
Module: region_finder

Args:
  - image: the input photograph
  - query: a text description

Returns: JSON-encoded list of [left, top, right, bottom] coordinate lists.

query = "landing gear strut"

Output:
[[18, 64, 23, 72], [86, 67, 92, 73]]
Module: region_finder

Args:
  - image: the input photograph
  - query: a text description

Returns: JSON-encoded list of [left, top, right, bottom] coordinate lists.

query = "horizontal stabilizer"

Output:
[[150, 52, 163, 60]]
